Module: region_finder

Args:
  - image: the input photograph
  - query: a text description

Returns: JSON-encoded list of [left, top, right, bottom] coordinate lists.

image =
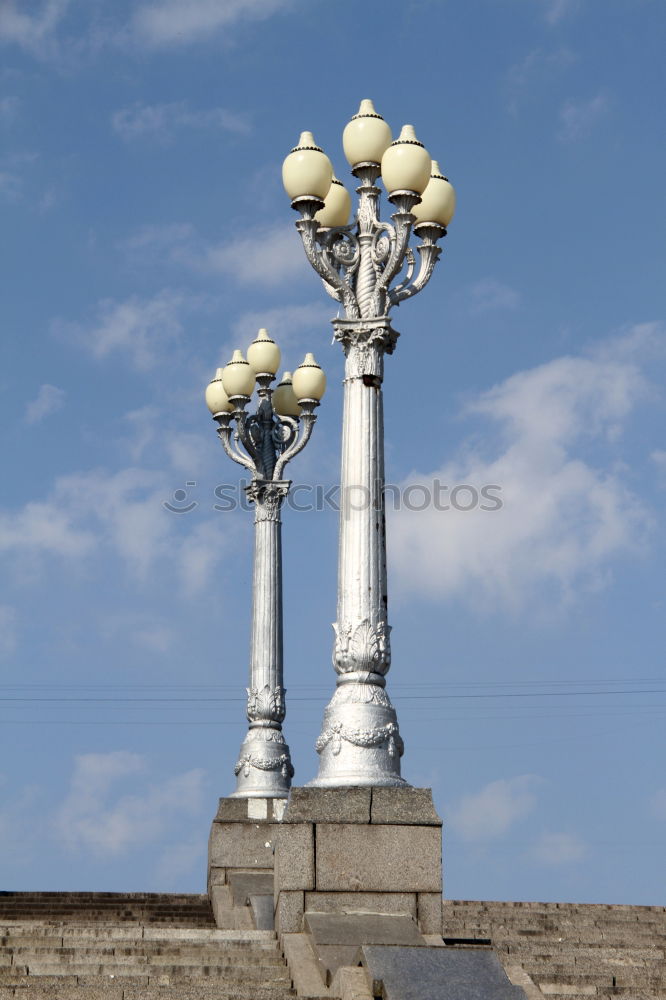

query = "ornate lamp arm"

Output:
[[296, 219, 360, 319], [215, 414, 257, 475], [273, 403, 318, 481], [389, 227, 444, 306], [372, 200, 417, 311]]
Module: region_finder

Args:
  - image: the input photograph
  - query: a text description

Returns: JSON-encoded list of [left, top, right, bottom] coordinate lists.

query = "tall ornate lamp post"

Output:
[[205, 328, 326, 797], [282, 99, 455, 787]]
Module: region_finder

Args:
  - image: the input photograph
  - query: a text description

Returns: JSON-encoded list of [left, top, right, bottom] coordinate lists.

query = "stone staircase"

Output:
[[0, 892, 295, 999], [442, 899, 666, 1000]]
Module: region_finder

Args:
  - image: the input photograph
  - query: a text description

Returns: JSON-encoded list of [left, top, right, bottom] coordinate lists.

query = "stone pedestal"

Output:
[[274, 786, 443, 938], [207, 796, 286, 927]]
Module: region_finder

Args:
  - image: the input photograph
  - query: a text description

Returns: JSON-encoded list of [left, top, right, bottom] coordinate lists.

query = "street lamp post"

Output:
[[283, 99, 455, 787], [205, 329, 326, 797]]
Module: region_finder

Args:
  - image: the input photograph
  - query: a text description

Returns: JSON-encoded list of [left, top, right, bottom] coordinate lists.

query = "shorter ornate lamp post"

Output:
[[205, 328, 326, 797]]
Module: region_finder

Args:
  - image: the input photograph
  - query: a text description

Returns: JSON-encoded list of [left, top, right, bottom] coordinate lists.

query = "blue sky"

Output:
[[1, 0, 664, 905]]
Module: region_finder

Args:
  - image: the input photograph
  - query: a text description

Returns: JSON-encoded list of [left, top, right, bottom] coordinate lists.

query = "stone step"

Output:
[[3, 944, 285, 962], [0, 987, 295, 1000], [0, 961, 292, 981]]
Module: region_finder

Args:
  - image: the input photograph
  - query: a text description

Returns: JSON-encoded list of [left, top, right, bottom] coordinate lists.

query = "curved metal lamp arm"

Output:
[[215, 416, 257, 474], [389, 244, 442, 306], [234, 408, 263, 476], [373, 211, 414, 309], [296, 219, 361, 319], [273, 403, 318, 481]]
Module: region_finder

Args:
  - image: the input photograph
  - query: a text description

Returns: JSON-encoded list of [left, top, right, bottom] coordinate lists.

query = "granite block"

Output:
[[228, 870, 274, 906], [305, 911, 425, 947], [316, 823, 442, 892], [275, 822, 314, 892], [360, 945, 527, 1000], [249, 893, 275, 930], [284, 786, 371, 824], [214, 796, 286, 823], [371, 787, 441, 826], [275, 890, 305, 935], [208, 820, 277, 869], [417, 893, 443, 935], [305, 891, 416, 918]]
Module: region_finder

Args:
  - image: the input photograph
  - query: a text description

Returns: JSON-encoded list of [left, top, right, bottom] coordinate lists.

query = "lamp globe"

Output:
[[411, 161, 456, 228], [315, 177, 352, 228], [205, 368, 234, 414], [292, 353, 326, 401], [342, 98, 392, 167], [247, 328, 281, 375], [282, 131, 333, 201], [272, 372, 301, 417], [380, 124, 431, 195], [222, 350, 256, 398]]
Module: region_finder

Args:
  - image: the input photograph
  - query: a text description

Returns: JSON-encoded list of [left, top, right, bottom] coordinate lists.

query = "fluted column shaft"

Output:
[[232, 481, 294, 797], [310, 319, 405, 786]]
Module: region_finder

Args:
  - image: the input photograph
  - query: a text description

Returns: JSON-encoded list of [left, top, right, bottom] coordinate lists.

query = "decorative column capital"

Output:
[[333, 317, 400, 381], [246, 479, 291, 522]]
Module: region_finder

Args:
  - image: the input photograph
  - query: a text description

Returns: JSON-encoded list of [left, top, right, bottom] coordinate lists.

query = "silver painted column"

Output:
[[233, 479, 293, 797], [311, 320, 405, 786]]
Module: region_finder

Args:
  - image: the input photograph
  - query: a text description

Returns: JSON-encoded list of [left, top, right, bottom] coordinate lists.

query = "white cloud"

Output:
[[0, 465, 232, 594], [542, 0, 579, 25], [25, 384, 65, 424], [558, 93, 609, 142], [531, 831, 586, 864], [231, 302, 331, 353], [0, 171, 22, 202], [199, 224, 308, 287], [0, 0, 72, 56], [468, 278, 521, 314], [650, 789, 666, 821], [0, 606, 17, 658], [450, 775, 541, 842], [389, 325, 656, 614], [121, 222, 308, 288], [132, 0, 293, 48], [53, 289, 199, 370], [505, 48, 576, 115], [155, 837, 205, 885], [112, 101, 251, 142], [652, 450, 666, 488], [0, 96, 20, 122], [56, 752, 205, 856], [101, 613, 176, 654]]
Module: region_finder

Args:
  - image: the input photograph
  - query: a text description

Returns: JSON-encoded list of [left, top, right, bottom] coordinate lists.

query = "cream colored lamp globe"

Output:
[[292, 353, 326, 402], [380, 124, 431, 195], [221, 350, 255, 398], [247, 328, 281, 375], [282, 131, 333, 201], [272, 372, 301, 417], [342, 98, 392, 167], [205, 368, 233, 414], [411, 160, 457, 228], [315, 177, 352, 228]]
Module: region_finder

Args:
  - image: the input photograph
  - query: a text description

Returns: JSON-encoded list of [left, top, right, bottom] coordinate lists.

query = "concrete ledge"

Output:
[[283, 932, 331, 998], [284, 787, 371, 824], [276, 890, 305, 935], [305, 892, 416, 918], [275, 822, 315, 891], [316, 824, 442, 893], [370, 787, 441, 826], [209, 821, 277, 870], [418, 893, 444, 935]]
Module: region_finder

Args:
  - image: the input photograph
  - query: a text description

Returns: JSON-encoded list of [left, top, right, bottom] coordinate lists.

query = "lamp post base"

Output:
[[309, 686, 408, 788], [231, 728, 294, 799]]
